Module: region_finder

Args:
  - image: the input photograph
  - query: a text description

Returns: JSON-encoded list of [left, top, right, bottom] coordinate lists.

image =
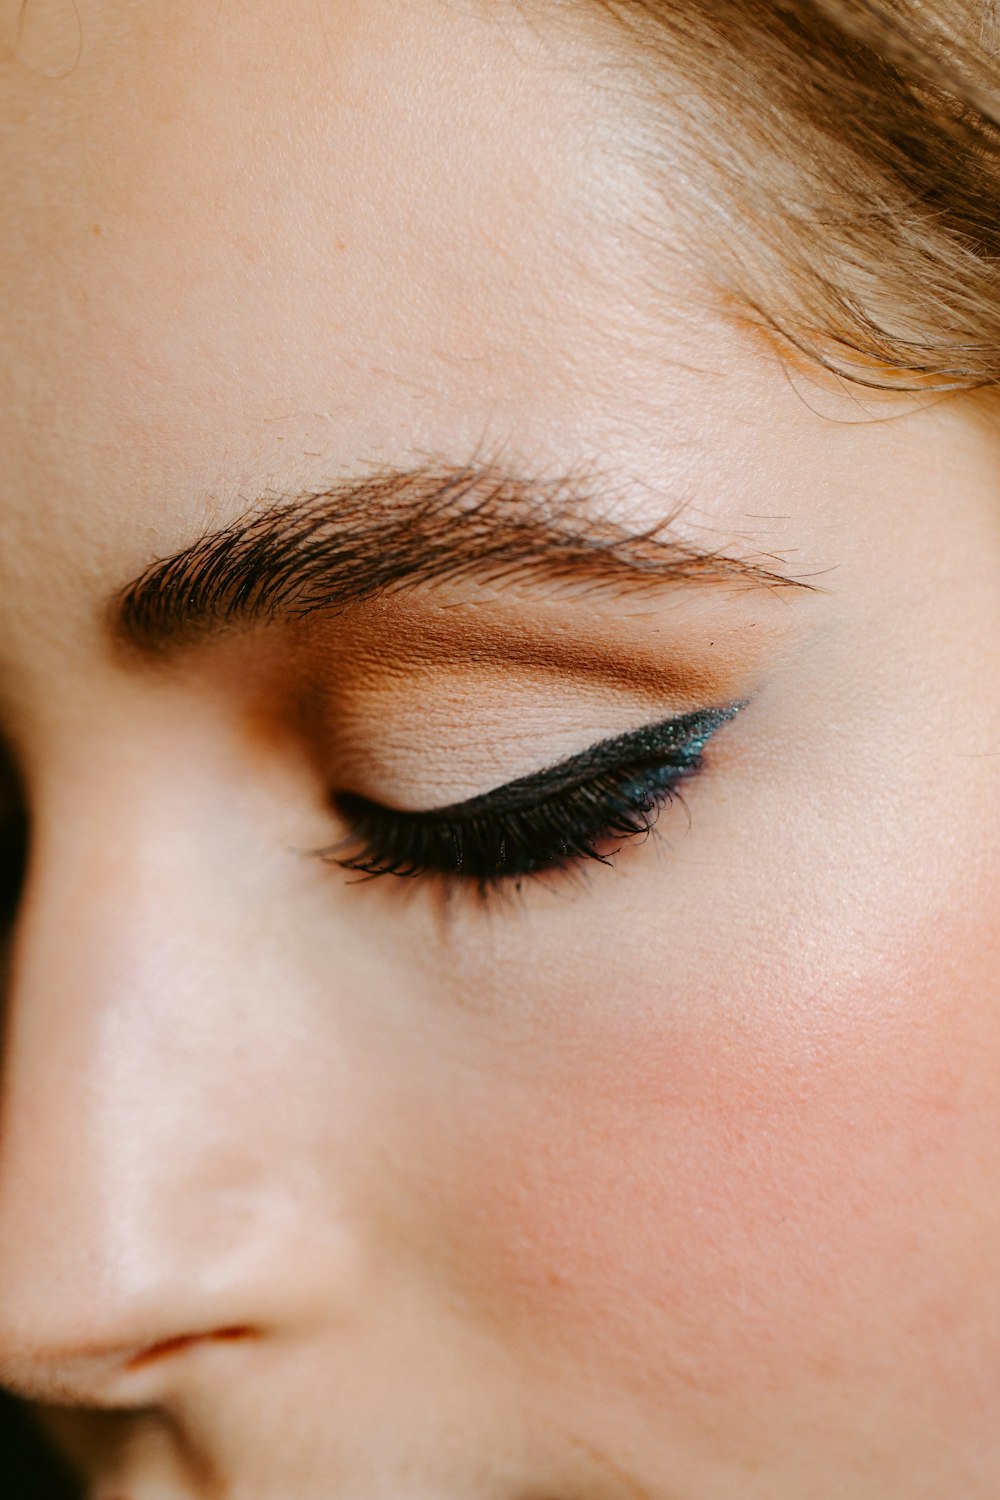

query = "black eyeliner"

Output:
[[353, 699, 743, 828], [338, 702, 744, 828]]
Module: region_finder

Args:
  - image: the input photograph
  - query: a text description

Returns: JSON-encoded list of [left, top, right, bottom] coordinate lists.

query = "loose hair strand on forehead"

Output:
[[577, 0, 1000, 392]]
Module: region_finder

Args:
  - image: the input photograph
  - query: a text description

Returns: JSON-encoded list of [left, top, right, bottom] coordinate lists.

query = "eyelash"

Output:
[[324, 705, 740, 895]]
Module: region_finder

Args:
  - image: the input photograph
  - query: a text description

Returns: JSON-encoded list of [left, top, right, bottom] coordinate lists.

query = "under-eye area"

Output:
[[325, 703, 743, 889]]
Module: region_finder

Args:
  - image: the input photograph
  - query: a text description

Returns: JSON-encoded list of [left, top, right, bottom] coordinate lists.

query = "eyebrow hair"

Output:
[[112, 460, 814, 653]]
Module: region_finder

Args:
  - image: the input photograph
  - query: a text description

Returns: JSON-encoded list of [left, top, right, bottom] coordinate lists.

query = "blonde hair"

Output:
[[586, 0, 1000, 391]]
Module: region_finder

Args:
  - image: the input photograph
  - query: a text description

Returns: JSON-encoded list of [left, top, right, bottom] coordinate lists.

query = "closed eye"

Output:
[[325, 703, 744, 890]]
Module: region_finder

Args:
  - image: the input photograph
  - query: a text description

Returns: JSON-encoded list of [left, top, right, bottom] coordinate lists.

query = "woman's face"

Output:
[[2, 2, 1000, 1496]]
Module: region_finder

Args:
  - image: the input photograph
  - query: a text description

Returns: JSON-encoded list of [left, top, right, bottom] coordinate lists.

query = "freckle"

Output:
[[92, 222, 103, 236]]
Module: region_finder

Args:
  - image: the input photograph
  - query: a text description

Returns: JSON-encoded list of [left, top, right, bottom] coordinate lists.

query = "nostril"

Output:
[[125, 1325, 256, 1373], [0, 1325, 262, 1410]]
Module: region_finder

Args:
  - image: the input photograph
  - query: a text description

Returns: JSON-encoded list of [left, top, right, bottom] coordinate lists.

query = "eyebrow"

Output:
[[112, 460, 814, 654]]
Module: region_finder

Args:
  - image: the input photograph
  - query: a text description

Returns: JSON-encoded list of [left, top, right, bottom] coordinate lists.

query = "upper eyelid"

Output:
[[336, 703, 744, 824]]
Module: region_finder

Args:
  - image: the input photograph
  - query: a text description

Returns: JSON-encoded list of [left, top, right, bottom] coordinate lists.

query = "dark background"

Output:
[[0, 1390, 81, 1498]]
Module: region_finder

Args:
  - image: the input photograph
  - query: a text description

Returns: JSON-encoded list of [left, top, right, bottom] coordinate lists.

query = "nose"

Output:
[[0, 741, 363, 1408]]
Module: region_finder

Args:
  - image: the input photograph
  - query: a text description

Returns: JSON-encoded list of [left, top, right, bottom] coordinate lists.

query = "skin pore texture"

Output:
[[1, 1, 1000, 1497]]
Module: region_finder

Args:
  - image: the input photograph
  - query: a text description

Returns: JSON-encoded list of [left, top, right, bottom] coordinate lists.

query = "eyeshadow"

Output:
[[382, 702, 745, 822]]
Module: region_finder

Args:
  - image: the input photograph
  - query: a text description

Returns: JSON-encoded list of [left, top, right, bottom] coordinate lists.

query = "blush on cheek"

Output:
[[442, 927, 1000, 1473]]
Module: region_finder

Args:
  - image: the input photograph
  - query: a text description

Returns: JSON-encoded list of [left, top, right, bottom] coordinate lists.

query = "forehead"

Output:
[[1, 0, 649, 494]]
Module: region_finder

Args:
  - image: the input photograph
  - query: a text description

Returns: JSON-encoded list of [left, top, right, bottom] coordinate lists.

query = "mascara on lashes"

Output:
[[328, 703, 744, 882]]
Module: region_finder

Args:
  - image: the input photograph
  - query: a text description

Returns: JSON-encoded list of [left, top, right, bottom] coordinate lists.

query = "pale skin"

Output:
[[2, 1, 1000, 1496]]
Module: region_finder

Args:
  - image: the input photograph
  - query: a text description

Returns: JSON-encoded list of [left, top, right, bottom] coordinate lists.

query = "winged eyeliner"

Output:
[[329, 703, 745, 885]]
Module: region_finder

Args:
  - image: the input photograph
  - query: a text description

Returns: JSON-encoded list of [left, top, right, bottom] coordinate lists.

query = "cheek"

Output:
[[434, 901, 1000, 1462]]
